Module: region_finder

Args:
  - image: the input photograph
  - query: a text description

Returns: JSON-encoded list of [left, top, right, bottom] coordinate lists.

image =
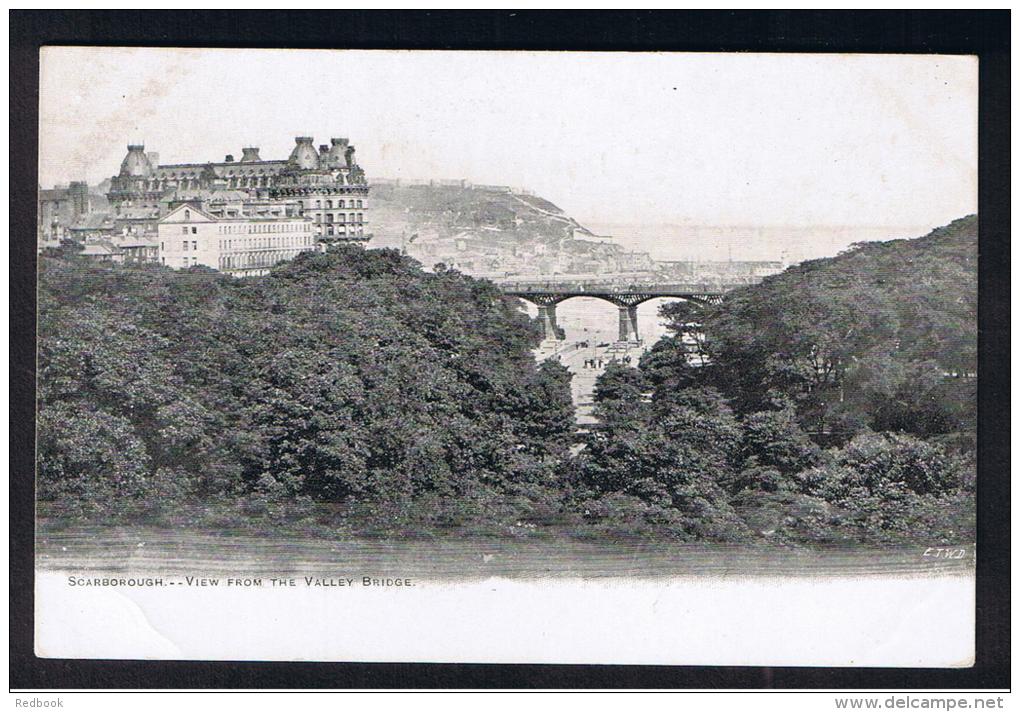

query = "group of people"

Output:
[[581, 354, 633, 370]]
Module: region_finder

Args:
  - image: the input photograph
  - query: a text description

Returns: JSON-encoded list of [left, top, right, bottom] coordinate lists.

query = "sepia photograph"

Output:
[[15, 13, 1004, 684]]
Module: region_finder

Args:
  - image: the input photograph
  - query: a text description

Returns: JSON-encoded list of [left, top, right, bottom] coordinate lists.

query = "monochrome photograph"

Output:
[[31, 45, 981, 667]]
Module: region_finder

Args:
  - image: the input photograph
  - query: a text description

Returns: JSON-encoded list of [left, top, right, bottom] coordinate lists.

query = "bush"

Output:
[[37, 404, 155, 512], [739, 408, 822, 475], [575, 493, 698, 539], [785, 432, 975, 543], [836, 432, 960, 496], [727, 465, 787, 494], [731, 491, 838, 542], [825, 490, 975, 543]]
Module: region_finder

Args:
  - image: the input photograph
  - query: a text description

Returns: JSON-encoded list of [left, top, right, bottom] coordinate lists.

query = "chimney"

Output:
[[225, 154, 235, 163]]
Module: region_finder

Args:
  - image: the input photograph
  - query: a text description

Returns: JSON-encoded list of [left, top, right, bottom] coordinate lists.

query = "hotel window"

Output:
[[356, 200, 362, 208], [315, 200, 321, 209], [182, 226, 189, 234], [182, 241, 188, 251], [339, 200, 345, 209], [338, 214, 345, 224], [325, 200, 332, 209], [357, 213, 363, 223], [192, 241, 197, 250], [325, 214, 333, 223], [184, 210, 191, 221], [191, 227, 198, 234]]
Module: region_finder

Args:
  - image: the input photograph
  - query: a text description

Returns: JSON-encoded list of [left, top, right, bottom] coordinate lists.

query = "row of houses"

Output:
[[67, 203, 321, 278]]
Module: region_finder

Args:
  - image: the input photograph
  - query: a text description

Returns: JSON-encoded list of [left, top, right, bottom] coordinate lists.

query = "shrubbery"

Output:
[[797, 432, 964, 501]]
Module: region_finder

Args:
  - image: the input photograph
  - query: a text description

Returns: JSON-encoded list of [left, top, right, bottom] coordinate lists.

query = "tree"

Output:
[[37, 247, 577, 522], [739, 408, 822, 475], [658, 217, 977, 438]]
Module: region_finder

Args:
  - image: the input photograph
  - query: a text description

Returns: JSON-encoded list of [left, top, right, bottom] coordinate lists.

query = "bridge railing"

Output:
[[496, 279, 758, 294]]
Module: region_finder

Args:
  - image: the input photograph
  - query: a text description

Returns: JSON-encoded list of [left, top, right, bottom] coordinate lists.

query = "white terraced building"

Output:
[[157, 203, 316, 277]]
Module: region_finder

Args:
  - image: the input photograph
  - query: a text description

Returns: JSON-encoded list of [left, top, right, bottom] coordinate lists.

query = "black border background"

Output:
[[10, 10, 1010, 690]]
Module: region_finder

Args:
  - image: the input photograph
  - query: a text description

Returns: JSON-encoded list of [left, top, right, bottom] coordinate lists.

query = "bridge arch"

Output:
[[509, 291, 717, 342]]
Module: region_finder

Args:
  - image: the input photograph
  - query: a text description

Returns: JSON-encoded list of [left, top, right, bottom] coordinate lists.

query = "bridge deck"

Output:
[[494, 274, 759, 296], [499, 282, 739, 296]]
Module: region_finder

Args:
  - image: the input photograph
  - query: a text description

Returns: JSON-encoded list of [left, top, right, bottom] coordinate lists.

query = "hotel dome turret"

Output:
[[119, 145, 153, 178], [288, 137, 320, 170]]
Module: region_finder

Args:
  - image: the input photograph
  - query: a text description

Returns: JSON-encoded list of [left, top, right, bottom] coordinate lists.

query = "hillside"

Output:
[[369, 182, 654, 275], [656, 215, 978, 437], [740, 214, 977, 376], [370, 183, 596, 246]]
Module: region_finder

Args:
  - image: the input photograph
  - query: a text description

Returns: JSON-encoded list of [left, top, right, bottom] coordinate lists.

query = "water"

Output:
[[36, 526, 974, 581], [584, 222, 934, 263]]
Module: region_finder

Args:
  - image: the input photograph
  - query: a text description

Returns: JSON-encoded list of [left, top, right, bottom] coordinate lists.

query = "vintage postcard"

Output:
[[34, 47, 977, 665]]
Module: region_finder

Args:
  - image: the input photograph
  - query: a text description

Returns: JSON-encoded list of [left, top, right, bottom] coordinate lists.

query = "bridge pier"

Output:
[[537, 304, 562, 341], [617, 305, 639, 342]]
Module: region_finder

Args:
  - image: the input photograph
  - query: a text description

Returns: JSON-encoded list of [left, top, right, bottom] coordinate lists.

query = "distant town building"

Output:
[[67, 213, 116, 243], [38, 181, 90, 245], [117, 237, 160, 264], [156, 203, 316, 277], [79, 241, 121, 263], [656, 260, 784, 281], [77, 236, 159, 265]]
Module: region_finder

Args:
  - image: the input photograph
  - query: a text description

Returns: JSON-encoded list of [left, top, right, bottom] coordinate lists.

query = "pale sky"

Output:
[[39, 47, 977, 230]]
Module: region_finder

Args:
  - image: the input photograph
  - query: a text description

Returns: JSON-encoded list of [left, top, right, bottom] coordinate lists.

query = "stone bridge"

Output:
[[497, 276, 752, 342]]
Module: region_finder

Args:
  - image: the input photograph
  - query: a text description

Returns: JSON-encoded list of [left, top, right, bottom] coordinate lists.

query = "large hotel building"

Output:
[[97, 135, 370, 274]]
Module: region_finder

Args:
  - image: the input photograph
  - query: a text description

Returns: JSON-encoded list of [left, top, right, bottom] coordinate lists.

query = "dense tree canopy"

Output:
[[566, 218, 976, 541], [652, 216, 977, 439], [38, 247, 573, 518], [38, 217, 976, 544]]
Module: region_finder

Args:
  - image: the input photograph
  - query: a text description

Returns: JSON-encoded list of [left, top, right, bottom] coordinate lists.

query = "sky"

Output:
[[39, 47, 977, 232]]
